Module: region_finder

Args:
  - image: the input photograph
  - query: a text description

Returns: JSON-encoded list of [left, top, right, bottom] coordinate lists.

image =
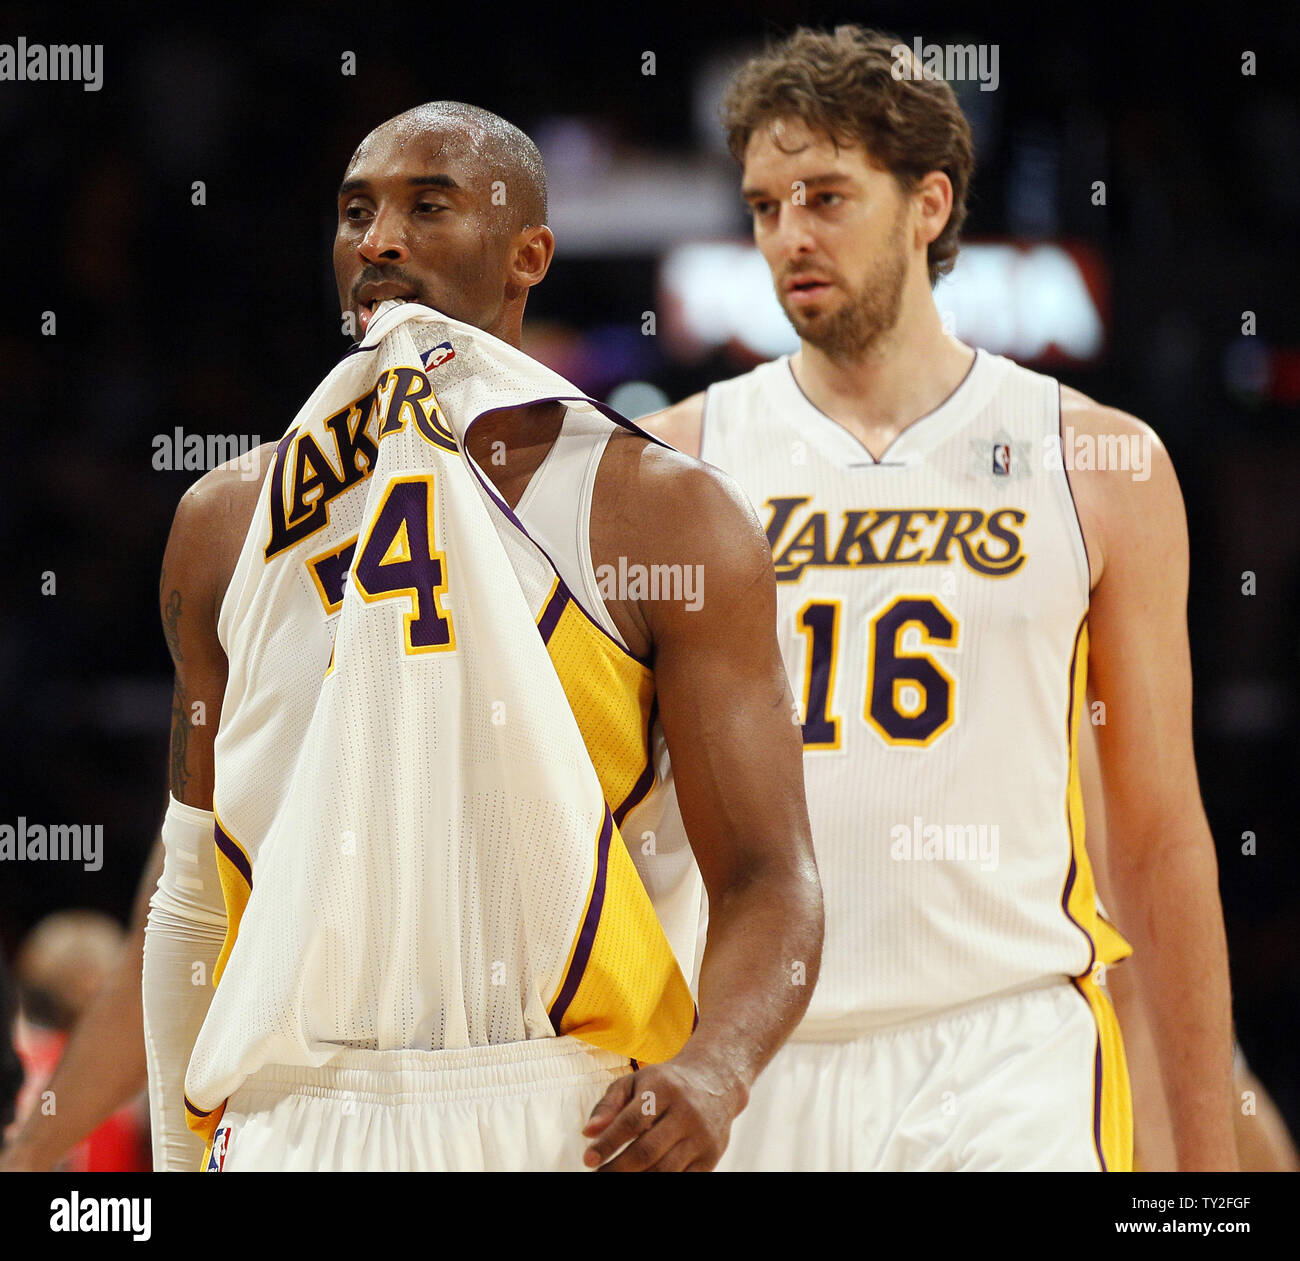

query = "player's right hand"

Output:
[[580, 1054, 748, 1172]]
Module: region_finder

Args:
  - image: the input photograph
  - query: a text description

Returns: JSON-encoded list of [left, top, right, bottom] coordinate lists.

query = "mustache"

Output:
[[351, 265, 427, 303], [778, 262, 842, 287]]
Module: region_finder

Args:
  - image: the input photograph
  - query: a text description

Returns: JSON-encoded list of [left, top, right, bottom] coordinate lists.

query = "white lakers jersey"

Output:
[[702, 348, 1123, 1036], [184, 303, 697, 1142]]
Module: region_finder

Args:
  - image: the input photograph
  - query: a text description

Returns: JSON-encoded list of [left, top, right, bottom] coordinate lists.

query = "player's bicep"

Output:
[[646, 476, 812, 895], [1086, 437, 1199, 840], [160, 484, 231, 809]]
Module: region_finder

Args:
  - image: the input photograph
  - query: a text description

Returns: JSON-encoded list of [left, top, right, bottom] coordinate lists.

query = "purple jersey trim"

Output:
[[1071, 977, 1109, 1171], [548, 806, 615, 1033], [1059, 614, 1096, 974], [214, 819, 252, 889]]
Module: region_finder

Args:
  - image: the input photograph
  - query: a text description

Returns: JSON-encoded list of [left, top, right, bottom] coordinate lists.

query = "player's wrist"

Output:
[[667, 1037, 753, 1111]]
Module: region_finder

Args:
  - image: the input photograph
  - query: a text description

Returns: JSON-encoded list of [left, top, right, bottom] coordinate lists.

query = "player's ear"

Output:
[[508, 224, 555, 291], [913, 170, 953, 249]]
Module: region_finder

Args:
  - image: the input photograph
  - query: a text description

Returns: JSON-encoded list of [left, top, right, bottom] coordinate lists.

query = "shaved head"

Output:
[[334, 100, 556, 346], [356, 100, 547, 232]]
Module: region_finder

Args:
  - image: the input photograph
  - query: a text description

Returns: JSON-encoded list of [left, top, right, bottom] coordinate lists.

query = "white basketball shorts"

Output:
[[201, 1036, 632, 1171], [717, 974, 1131, 1172]]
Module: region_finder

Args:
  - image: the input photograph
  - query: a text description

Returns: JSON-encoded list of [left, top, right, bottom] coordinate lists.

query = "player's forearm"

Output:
[[141, 909, 222, 1171], [1111, 820, 1237, 1171], [0, 924, 148, 1171], [141, 800, 227, 1171], [677, 855, 823, 1095]]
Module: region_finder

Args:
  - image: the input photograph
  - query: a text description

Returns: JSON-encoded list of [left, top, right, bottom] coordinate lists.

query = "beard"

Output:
[[779, 215, 909, 359]]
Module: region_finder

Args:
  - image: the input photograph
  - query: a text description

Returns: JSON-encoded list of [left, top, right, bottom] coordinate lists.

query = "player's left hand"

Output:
[[581, 1055, 747, 1171]]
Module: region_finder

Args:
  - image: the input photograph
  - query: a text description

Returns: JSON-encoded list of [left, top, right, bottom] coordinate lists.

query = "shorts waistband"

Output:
[[233, 1036, 631, 1106], [791, 975, 1079, 1043]]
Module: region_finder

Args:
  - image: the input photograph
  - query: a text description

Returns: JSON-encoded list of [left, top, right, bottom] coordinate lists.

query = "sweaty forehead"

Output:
[[344, 119, 491, 187]]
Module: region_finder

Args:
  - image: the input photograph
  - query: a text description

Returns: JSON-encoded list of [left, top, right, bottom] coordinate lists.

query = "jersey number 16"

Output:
[[797, 595, 959, 749]]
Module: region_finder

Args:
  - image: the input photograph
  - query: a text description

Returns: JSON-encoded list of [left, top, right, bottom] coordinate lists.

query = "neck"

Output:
[[483, 319, 521, 349], [485, 293, 527, 348], [791, 279, 975, 453]]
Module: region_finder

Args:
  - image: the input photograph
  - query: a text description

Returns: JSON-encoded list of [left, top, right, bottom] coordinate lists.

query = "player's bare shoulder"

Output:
[[171, 441, 278, 536], [1060, 385, 1166, 461], [589, 426, 777, 654], [638, 392, 706, 458], [162, 441, 279, 624], [1059, 385, 1182, 587], [597, 425, 770, 563]]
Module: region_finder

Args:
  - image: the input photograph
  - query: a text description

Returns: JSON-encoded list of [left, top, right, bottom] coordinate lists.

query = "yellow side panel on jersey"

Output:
[[185, 813, 252, 1141], [537, 586, 693, 1062], [211, 813, 253, 987], [548, 807, 696, 1064], [1073, 969, 1133, 1171], [540, 590, 656, 822], [1061, 619, 1133, 970], [185, 1094, 223, 1145], [1094, 914, 1133, 967]]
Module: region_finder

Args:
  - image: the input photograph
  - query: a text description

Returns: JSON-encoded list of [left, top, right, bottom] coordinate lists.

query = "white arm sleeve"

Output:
[[142, 794, 226, 1172]]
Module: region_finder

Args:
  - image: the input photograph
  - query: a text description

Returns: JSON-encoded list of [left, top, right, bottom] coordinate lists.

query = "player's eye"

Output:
[[415, 200, 448, 214], [344, 204, 371, 222], [817, 192, 843, 207], [750, 200, 776, 218]]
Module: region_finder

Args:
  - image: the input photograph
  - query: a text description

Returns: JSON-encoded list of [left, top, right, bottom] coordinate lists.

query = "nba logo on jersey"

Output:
[[992, 443, 1011, 475], [206, 1125, 231, 1172], [421, 340, 456, 371]]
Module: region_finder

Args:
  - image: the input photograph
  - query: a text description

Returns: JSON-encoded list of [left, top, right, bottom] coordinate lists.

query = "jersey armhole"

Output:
[[574, 429, 628, 649], [1056, 380, 1093, 597]]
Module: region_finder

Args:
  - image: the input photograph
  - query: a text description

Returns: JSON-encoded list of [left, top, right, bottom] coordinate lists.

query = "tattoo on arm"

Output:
[[162, 580, 184, 665], [162, 569, 189, 794], [169, 678, 191, 797]]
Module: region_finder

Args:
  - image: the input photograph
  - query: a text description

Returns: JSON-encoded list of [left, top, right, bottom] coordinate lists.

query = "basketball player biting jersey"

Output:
[[645, 26, 1237, 1171], [139, 101, 822, 1172]]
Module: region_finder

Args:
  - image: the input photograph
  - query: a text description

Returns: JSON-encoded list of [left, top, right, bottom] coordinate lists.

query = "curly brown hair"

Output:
[[722, 24, 975, 286]]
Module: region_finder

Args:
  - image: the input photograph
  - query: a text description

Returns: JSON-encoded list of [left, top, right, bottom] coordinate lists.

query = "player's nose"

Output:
[[357, 207, 410, 266], [772, 202, 817, 256]]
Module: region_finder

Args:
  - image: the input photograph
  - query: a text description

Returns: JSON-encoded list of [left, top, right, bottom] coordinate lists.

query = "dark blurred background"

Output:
[[1, 0, 1296, 1139]]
